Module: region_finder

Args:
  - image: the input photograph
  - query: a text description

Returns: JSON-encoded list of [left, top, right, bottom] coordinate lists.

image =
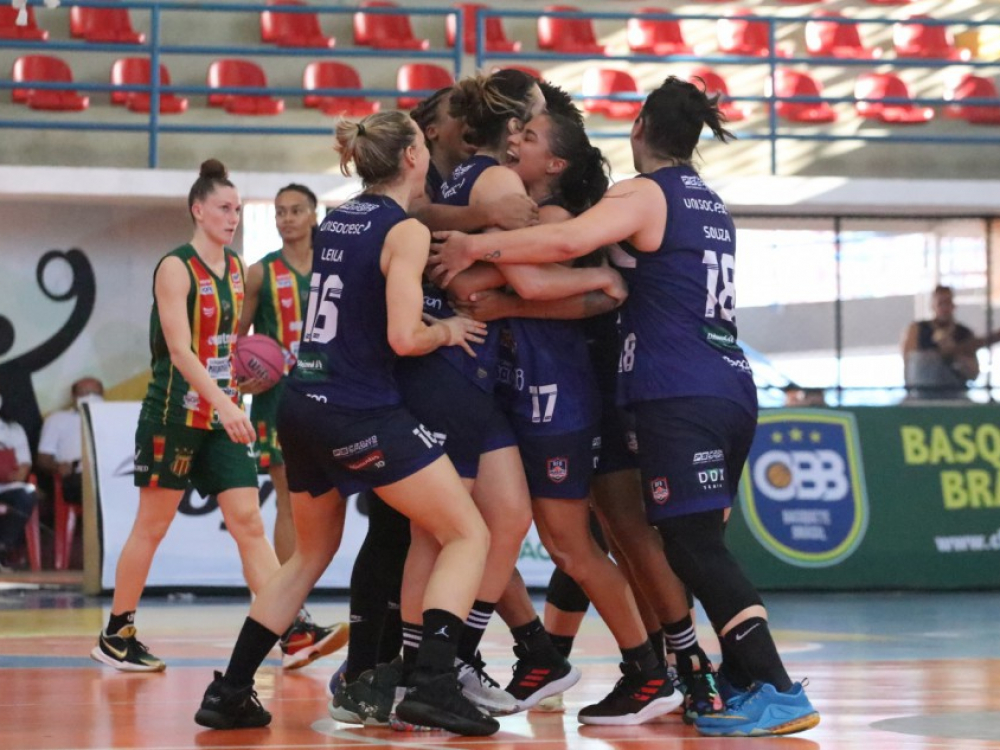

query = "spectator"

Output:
[[0, 393, 39, 570], [37, 377, 104, 504], [782, 384, 826, 407]]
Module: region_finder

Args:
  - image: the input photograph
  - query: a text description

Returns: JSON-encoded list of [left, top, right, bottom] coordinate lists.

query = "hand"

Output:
[[486, 193, 539, 230], [236, 375, 272, 396], [601, 267, 629, 306], [424, 313, 487, 358], [217, 401, 256, 445], [429, 231, 477, 289], [451, 289, 516, 322]]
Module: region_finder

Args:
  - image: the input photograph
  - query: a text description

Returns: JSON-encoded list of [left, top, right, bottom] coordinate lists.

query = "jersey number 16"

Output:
[[303, 272, 344, 344]]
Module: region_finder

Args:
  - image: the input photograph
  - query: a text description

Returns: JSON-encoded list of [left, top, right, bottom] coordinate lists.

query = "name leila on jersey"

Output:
[[320, 248, 344, 262]]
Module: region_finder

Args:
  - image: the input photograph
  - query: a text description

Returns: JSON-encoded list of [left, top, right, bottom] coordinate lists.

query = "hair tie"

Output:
[[357, 122, 366, 137]]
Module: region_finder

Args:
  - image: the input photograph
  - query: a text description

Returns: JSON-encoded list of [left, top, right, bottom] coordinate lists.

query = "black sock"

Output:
[[377, 599, 403, 664], [663, 616, 709, 676], [719, 638, 753, 689], [223, 617, 281, 688], [346, 613, 379, 683], [649, 628, 666, 667], [548, 633, 575, 659], [510, 617, 562, 663], [721, 617, 792, 692], [415, 609, 463, 675], [621, 640, 660, 675], [458, 599, 495, 662], [107, 610, 135, 635], [401, 620, 422, 683]]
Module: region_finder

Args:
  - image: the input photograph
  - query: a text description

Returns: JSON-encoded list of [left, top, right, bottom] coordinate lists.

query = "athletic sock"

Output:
[[223, 617, 282, 688], [107, 610, 135, 636], [548, 633, 575, 659], [401, 620, 422, 683], [377, 598, 403, 664], [345, 612, 380, 683], [415, 609, 463, 675], [719, 638, 753, 689], [649, 628, 667, 667], [621, 640, 661, 676], [510, 617, 563, 663], [721, 617, 792, 692], [663, 616, 709, 676], [458, 599, 496, 663]]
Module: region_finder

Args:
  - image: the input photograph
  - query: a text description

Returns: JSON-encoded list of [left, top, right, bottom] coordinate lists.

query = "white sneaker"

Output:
[[456, 656, 519, 715]]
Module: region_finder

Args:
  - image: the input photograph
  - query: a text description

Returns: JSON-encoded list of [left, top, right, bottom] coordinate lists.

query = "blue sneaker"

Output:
[[695, 681, 820, 737]]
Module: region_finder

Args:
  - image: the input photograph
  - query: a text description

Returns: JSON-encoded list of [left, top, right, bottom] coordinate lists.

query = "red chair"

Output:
[[354, 1, 430, 50], [538, 5, 607, 55], [304, 61, 380, 117], [261, 0, 335, 48], [51, 474, 82, 571], [12, 55, 89, 111], [208, 59, 285, 116], [70, 2, 145, 44], [770, 69, 836, 123], [894, 15, 971, 61], [111, 58, 188, 114], [806, 11, 881, 59], [718, 10, 788, 58], [397, 63, 454, 110], [582, 68, 642, 120], [944, 74, 1000, 125], [689, 66, 751, 122], [0, 5, 49, 40], [855, 72, 933, 124], [448, 3, 520, 55], [627, 8, 692, 56]]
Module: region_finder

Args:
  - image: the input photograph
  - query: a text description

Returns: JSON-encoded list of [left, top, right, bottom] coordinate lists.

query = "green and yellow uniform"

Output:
[[134, 244, 257, 495], [249, 250, 310, 470]]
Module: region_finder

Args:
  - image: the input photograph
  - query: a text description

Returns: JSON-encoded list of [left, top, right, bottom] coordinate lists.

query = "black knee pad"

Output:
[[656, 510, 762, 632], [545, 566, 591, 613]]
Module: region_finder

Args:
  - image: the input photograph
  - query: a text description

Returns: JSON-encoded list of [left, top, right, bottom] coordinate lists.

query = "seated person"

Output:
[[0, 396, 39, 569], [37, 377, 104, 504]]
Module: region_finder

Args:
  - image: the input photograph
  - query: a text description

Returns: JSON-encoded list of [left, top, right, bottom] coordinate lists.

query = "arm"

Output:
[[901, 322, 919, 360], [453, 287, 625, 322], [11, 423, 31, 483], [238, 261, 265, 337], [413, 193, 539, 232]]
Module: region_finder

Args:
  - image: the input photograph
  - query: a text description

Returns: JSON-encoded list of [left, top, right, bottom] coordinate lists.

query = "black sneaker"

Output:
[[682, 669, 724, 724], [90, 625, 165, 672], [194, 671, 272, 729], [394, 671, 500, 736], [577, 663, 683, 726], [505, 643, 581, 711], [330, 658, 402, 726]]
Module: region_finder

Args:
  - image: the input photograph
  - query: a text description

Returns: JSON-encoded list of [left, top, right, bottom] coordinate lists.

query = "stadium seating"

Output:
[[770, 69, 836, 123], [894, 15, 972, 61], [12, 55, 89, 111], [944, 74, 1000, 125], [0, 5, 49, 41], [260, 0, 335, 49], [207, 59, 285, 115], [448, 3, 520, 55], [304, 61, 381, 117], [718, 10, 789, 58], [111, 58, 188, 114], [805, 12, 882, 59], [538, 5, 608, 55], [51, 473, 81, 571], [582, 68, 642, 120], [69, 2, 145, 44], [627, 8, 692, 56], [855, 72, 933, 124], [689, 66, 751, 122], [397, 63, 454, 110], [354, 1, 430, 50]]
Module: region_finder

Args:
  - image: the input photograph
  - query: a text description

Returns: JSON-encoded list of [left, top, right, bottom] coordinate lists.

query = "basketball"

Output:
[[233, 334, 285, 389]]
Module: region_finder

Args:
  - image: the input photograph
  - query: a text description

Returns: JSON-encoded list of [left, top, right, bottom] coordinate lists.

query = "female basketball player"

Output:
[[92, 160, 281, 673], [195, 112, 499, 737], [431, 77, 821, 738]]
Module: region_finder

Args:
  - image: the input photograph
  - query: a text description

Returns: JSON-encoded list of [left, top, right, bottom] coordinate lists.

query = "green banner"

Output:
[[731, 406, 1000, 590]]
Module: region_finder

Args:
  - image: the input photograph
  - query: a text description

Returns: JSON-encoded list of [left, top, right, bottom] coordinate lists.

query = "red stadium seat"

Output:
[[689, 66, 751, 122], [806, 11, 881, 59], [448, 3, 520, 55], [111, 58, 188, 114], [397, 63, 453, 110], [944, 74, 1000, 125], [261, 0, 335, 49], [538, 5, 608, 56], [855, 72, 933, 124], [12, 55, 89, 111], [69, 2, 145, 44], [894, 15, 971, 61], [207, 59, 285, 116], [582, 68, 642, 120], [0, 6, 49, 41], [627, 8, 692, 56], [770, 69, 836, 123], [718, 10, 788, 58], [354, 1, 430, 50], [51, 474, 81, 571], [304, 61, 381, 117]]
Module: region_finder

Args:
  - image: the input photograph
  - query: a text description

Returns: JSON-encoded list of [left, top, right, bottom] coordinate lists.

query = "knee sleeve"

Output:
[[545, 566, 591, 613], [656, 510, 762, 632]]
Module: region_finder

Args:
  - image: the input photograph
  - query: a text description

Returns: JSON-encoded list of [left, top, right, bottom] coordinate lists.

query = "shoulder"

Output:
[[539, 204, 573, 224], [387, 217, 431, 245], [478, 165, 525, 193]]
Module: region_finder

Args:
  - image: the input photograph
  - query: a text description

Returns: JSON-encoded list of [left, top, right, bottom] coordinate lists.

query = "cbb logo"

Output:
[[753, 449, 849, 502]]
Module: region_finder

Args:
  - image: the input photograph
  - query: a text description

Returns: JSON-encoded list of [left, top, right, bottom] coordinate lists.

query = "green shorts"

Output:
[[134, 419, 258, 496], [249, 380, 285, 470]]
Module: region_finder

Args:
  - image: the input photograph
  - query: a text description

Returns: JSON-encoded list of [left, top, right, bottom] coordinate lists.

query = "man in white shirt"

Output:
[[38, 377, 104, 504], [0, 394, 38, 569]]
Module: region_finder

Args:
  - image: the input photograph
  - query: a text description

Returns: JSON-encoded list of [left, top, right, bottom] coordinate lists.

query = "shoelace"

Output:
[[468, 659, 500, 689]]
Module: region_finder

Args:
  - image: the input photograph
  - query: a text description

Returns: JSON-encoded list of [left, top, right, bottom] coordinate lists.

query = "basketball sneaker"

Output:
[[195, 671, 272, 730], [681, 669, 724, 724], [505, 643, 581, 711], [394, 671, 500, 736], [694, 681, 820, 737], [90, 625, 165, 672], [326, 659, 348, 698], [329, 658, 402, 726], [280, 619, 349, 670], [456, 654, 519, 715], [577, 662, 683, 726]]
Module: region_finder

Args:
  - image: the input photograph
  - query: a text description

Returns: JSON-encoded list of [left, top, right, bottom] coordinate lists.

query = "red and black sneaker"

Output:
[[280, 618, 349, 670], [577, 663, 683, 726], [505, 643, 581, 712]]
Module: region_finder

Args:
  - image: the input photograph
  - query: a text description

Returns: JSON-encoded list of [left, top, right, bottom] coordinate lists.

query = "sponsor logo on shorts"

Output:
[[651, 477, 670, 504], [345, 450, 386, 471], [547, 457, 569, 484], [698, 467, 726, 491], [306, 393, 328, 403], [333, 435, 378, 458], [170, 447, 194, 478], [693, 449, 724, 465]]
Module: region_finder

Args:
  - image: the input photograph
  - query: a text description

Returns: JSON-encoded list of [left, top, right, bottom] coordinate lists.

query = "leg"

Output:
[[217, 486, 280, 594], [269, 464, 294, 563]]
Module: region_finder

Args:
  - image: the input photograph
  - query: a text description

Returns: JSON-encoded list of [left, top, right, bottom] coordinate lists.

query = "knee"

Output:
[[225, 507, 267, 542]]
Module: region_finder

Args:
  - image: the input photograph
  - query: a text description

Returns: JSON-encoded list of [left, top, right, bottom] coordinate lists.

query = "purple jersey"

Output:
[[614, 166, 756, 416]]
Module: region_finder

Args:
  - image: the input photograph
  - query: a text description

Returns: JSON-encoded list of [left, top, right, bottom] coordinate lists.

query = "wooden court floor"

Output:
[[2, 585, 1000, 750]]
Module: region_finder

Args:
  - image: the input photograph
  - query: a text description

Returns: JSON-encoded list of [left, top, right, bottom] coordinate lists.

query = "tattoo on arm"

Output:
[[483, 250, 501, 261]]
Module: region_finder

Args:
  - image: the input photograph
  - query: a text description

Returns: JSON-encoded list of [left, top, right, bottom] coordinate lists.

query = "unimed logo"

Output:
[[740, 411, 869, 568]]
